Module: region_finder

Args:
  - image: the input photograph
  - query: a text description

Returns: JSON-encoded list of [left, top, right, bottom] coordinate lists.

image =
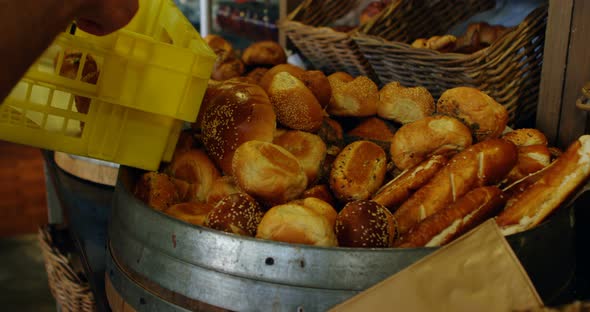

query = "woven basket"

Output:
[[279, 0, 494, 81], [38, 226, 95, 312], [353, 3, 548, 127]]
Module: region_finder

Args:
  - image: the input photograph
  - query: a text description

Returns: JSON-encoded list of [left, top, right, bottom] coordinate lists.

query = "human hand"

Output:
[[75, 0, 139, 36]]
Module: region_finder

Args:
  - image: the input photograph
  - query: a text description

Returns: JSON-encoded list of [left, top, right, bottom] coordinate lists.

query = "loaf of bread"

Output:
[[165, 149, 221, 203], [377, 82, 435, 124], [330, 141, 387, 202], [328, 76, 379, 117], [201, 80, 276, 174], [300, 70, 332, 108], [437, 87, 508, 142], [346, 117, 397, 143], [256, 199, 338, 246], [373, 155, 448, 211], [267, 71, 324, 132], [204, 193, 264, 237], [232, 140, 308, 206], [242, 41, 287, 67], [395, 186, 505, 247], [246, 67, 269, 84], [273, 130, 327, 184], [502, 128, 548, 146], [335, 200, 397, 247], [411, 35, 457, 53], [497, 135, 590, 235], [164, 202, 214, 226], [393, 139, 518, 235], [134, 172, 180, 211], [390, 115, 472, 170], [302, 184, 337, 207], [206, 176, 241, 206], [258, 64, 306, 91]]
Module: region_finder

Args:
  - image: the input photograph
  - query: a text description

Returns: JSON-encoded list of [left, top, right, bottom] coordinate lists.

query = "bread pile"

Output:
[[134, 39, 590, 249], [411, 22, 511, 54]]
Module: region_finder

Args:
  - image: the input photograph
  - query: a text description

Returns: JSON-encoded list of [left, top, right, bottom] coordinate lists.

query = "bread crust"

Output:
[[393, 138, 517, 235], [377, 82, 435, 124]]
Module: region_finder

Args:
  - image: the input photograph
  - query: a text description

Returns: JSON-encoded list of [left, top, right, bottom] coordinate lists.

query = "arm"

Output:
[[0, 0, 138, 101]]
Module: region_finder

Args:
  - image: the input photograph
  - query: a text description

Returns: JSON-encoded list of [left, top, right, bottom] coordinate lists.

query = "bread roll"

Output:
[[373, 155, 448, 211], [204, 193, 264, 236], [134, 172, 180, 211], [258, 64, 306, 92], [335, 200, 397, 247], [232, 140, 308, 206], [502, 128, 548, 146], [164, 202, 214, 226], [390, 115, 473, 170], [242, 41, 287, 67], [204, 34, 233, 60], [497, 135, 590, 235], [302, 184, 337, 207], [504, 144, 551, 184], [437, 87, 508, 142], [294, 197, 338, 228], [346, 117, 397, 142], [206, 175, 241, 206], [57, 50, 99, 124], [201, 81, 276, 174], [317, 117, 345, 156], [328, 76, 379, 117], [246, 67, 269, 84], [410, 35, 457, 52], [393, 139, 518, 235], [330, 141, 387, 202], [377, 82, 435, 124], [396, 186, 505, 247], [211, 57, 245, 81], [300, 70, 332, 108], [267, 71, 324, 132], [165, 149, 221, 203], [256, 201, 338, 247], [273, 130, 327, 184]]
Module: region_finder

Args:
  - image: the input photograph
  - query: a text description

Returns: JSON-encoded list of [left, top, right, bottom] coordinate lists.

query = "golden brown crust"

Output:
[[373, 155, 448, 212], [317, 117, 345, 156], [390, 115, 473, 170], [330, 141, 387, 202], [267, 71, 324, 132], [211, 57, 245, 81], [437, 86, 508, 142], [245, 67, 269, 84], [256, 201, 338, 246], [346, 117, 397, 142], [273, 130, 327, 184], [204, 34, 234, 59], [201, 81, 276, 174], [293, 197, 338, 228], [377, 82, 435, 124], [497, 135, 590, 234], [302, 184, 337, 208], [335, 200, 397, 248], [204, 193, 264, 236], [241, 41, 287, 67], [502, 128, 548, 146], [300, 70, 332, 108], [206, 176, 241, 206], [395, 186, 505, 247], [57, 50, 99, 119], [410, 35, 457, 52], [258, 64, 306, 92], [393, 139, 518, 235], [504, 144, 551, 184], [164, 202, 214, 226], [232, 140, 308, 206], [165, 149, 221, 203], [134, 172, 180, 211], [328, 76, 379, 117]]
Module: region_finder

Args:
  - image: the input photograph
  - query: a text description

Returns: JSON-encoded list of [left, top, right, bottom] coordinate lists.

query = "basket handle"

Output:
[[576, 82, 590, 111]]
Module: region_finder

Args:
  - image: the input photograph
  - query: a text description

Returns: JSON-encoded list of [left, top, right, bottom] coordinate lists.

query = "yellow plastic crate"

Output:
[[0, 0, 215, 170]]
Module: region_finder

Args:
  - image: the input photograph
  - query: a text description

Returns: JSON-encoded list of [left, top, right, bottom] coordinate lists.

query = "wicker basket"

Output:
[[353, 3, 548, 127], [38, 226, 95, 312], [279, 0, 493, 81]]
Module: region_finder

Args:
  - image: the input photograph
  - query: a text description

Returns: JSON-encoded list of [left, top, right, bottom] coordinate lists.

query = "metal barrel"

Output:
[[107, 167, 576, 311]]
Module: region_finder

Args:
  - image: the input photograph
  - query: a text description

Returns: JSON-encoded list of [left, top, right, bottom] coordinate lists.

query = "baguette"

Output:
[[393, 139, 517, 235], [395, 186, 505, 247], [496, 135, 590, 235]]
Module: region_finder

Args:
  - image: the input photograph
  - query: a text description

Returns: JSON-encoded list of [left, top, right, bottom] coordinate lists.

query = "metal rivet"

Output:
[[265, 257, 274, 265]]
